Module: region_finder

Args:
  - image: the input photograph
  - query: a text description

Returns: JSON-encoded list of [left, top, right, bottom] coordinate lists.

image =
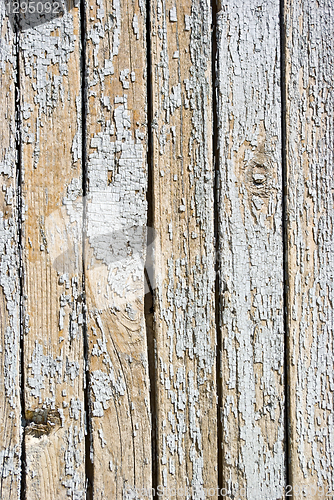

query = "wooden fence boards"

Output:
[[0, 0, 333, 497], [19, 6, 85, 498], [150, 0, 217, 495], [284, 0, 334, 495], [0, 8, 21, 499], [84, 0, 151, 497], [216, 1, 285, 498]]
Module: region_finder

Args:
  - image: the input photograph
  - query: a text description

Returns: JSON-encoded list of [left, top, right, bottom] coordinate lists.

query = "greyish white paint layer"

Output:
[[20, 5, 85, 497], [85, 0, 152, 496], [0, 4, 21, 498], [20, 15, 78, 169], [151, 0, 217, 495], [285, 0, 334, 491], [216, 1, 285, 498], [87, 97, 146, 302]]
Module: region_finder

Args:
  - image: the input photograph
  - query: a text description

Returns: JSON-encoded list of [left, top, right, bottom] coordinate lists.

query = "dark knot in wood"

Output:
[[245, 154, 273, 198], [24, 409, 61, 438]]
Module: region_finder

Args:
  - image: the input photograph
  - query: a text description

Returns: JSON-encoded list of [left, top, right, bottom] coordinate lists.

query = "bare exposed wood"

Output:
[[19, 5, 86, 498], [284, 0, 334, 496], [0, 7, 21, 499], [150, 0, 217, 495], [84, 0, 151, 497], [216, 1, 285, 498]]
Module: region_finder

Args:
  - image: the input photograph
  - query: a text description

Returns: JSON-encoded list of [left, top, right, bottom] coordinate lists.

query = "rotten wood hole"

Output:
[[0, 0, 333, 498]]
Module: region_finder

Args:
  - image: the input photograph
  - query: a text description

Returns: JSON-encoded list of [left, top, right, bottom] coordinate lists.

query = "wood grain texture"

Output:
[[216, 1, 285, 498], [19, 5, 86, 498], [84, 0, 151, 497], [1, 1, 333, 497], [150, 0, 217, 496], [0, 7, 21, 499], [284, 0, 334, 496]]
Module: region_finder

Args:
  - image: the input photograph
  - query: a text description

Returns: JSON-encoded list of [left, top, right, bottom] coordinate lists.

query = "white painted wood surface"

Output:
[[84, 0, 152, 497], [285, 0, 334, 496], [216, 1, 285, 498], [0, 0, 333, 498], [19, 4, 86, 498], [150, 0, 217, 495], [0, 6, 21, 499]]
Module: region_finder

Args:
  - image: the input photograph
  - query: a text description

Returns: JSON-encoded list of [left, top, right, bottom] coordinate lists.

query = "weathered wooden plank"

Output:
[[216, 1, 285, 498], [284, 0, 334, 496], [19, 5, 86, 498], [150, 0, 217, 495], [0, 6, 21, 499], [84, 0, 151, 497]]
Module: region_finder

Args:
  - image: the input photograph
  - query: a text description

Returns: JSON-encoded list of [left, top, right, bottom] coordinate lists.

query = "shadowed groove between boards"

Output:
[[211, 0, 224, 495], [144, 0, 158, 497], [279, 0, 291, 491], [14, 18, 26, 500], [79, 0, 94, 496]]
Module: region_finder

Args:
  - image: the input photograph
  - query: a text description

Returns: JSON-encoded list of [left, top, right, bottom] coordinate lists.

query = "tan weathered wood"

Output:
[[1, 1, 333, 497], [0, 8, 21, 499], [285, 0, 334, 496], [216, 1, 285, 498], [19, 6, 86, 498], [150, 0, 217, 496], [84, 0, 152, 497]]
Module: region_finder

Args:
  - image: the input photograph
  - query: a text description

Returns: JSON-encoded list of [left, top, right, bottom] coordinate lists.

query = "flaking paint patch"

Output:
[[0, 446, 20, 480], [86, 96, 147, 303], [152, 0, 216, 494], [28, 341, 63, 403], [15, 1, 86, 497], [20, 13, 77, 169], [87, 0, 122, 83], [0, 212, 20, 409], [285, 0, 334, 488], [62, 416, 84, 499], [0, 6, 21, 496], [85, 0, 152, 494], [217, 1, 284, 497], [71, 97, 82, 165]]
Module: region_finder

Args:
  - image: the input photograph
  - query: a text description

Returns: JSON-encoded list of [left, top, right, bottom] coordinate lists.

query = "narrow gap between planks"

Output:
[[211, 0, 223, 494], [144, 0, 158, 497], [279, 0, 291, 491], [15, 17, 26, 500], [79, 0, 94, 496]]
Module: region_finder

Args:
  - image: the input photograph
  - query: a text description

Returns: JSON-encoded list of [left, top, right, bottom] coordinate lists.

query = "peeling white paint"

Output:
[[0, 9, 21, 492], [217, 1, 284, 497], [152, 0, 216, 494], [20, 13, 77, 169], [86, 97, 147, 304], [285, 0, 334, 489]]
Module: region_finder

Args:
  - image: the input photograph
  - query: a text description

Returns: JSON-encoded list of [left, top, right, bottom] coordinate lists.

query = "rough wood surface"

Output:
[[19, 5, 86, 498], [1, 1, 334, 497], [84, 0, 152, 497], [285, 0, 334, 496], [216, 1, 285, 498], [0, 8, 21, 499], [150, 0, 217, 495]]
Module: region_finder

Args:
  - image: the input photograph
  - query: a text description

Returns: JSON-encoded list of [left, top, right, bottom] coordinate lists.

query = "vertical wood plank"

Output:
[[84, 0, 152, 497], [285, 0, 334, 495], [216, 1, 285, 498], [20, 5, 86, 498], [150, 0, 217, 495], [0, 7, 21, 499]]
